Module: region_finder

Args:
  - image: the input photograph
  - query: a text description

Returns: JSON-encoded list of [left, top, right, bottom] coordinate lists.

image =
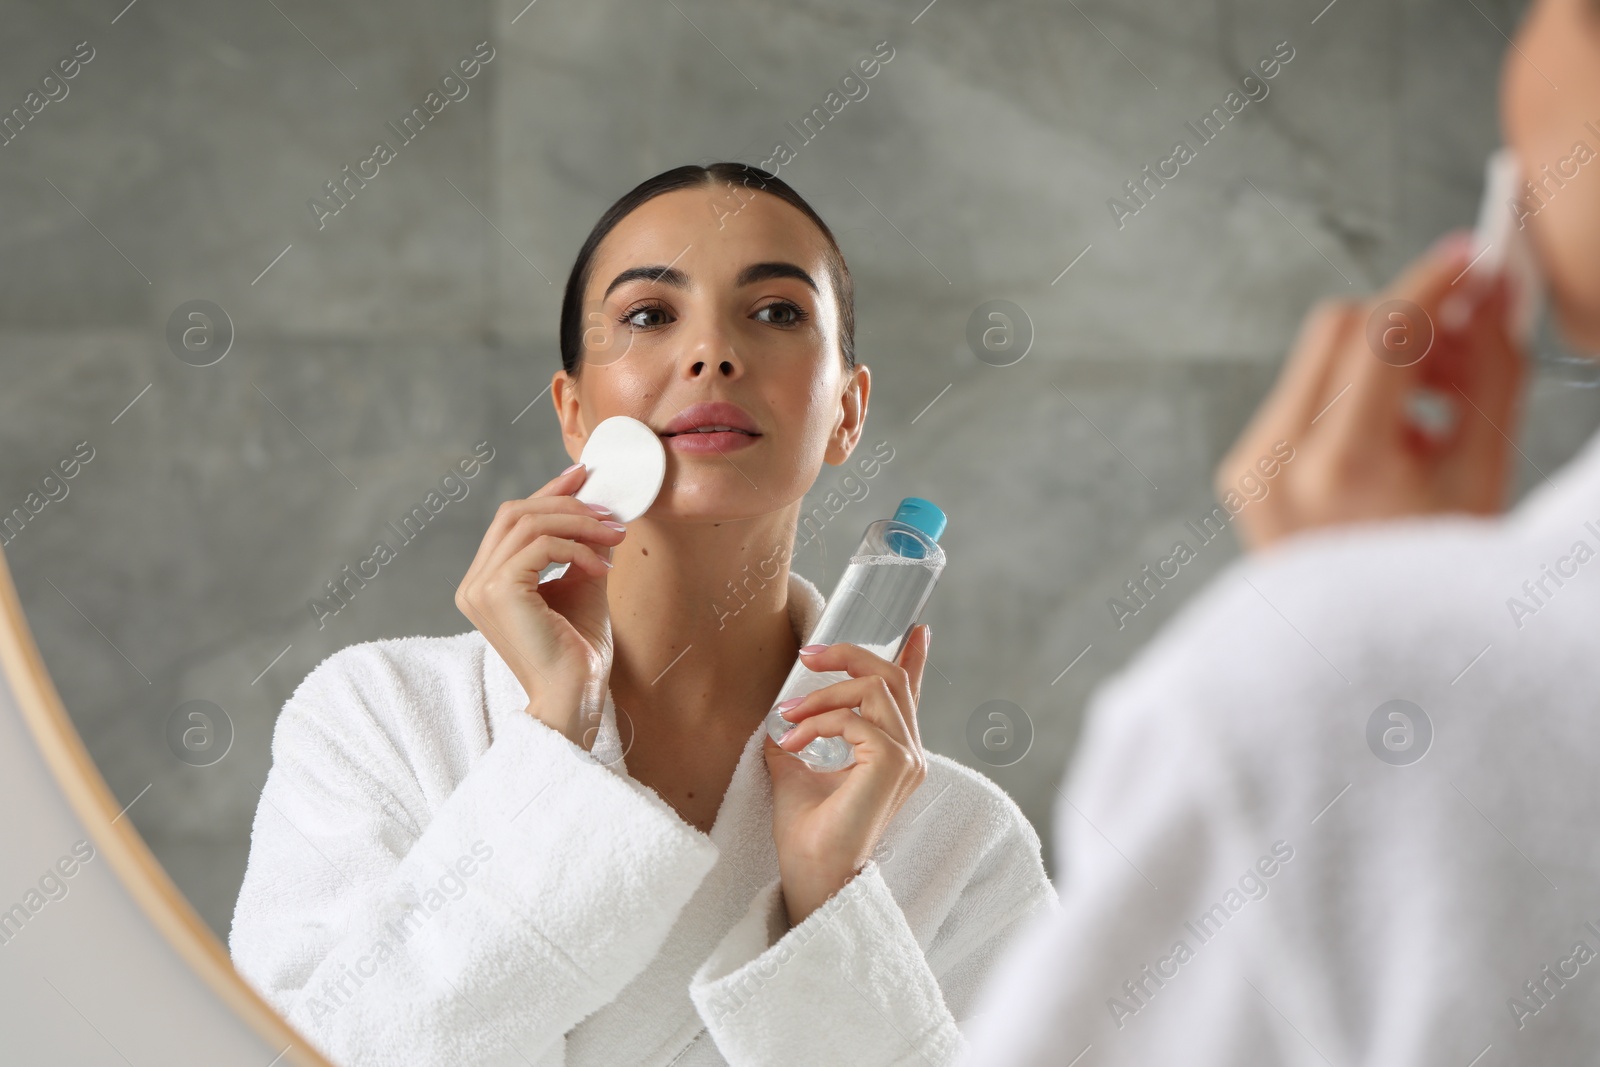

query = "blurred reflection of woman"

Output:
[[229, 163, 1053, 1067], [965, 1, 1600, 1063]]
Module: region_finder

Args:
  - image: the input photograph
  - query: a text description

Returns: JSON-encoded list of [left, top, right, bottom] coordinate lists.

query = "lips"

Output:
[[660, 402, 762, 438]]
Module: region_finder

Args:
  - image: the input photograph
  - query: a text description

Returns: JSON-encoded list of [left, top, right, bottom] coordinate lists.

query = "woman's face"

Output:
[[1504, 0, 1600, 348], [552, 186, 869, 523]]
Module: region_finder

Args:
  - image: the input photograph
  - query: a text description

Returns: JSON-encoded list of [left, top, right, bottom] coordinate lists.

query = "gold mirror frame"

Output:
[[0, 544, 335, 1066]]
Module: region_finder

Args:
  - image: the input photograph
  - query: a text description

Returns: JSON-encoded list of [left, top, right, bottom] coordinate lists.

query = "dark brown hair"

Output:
[[558, 163, 855, 375]]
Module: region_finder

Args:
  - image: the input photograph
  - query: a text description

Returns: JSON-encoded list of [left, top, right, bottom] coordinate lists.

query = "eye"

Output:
[[753, 300, 809, 327], [618, 301, 674, 330]]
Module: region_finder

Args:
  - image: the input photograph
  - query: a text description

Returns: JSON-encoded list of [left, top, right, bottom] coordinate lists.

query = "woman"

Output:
[[229, 163, 1054, 1067], [962, 0, 1600, 1063]]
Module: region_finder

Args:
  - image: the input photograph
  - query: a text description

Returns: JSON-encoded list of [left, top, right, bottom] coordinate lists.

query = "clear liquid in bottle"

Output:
[[766, 498, 947, 771]]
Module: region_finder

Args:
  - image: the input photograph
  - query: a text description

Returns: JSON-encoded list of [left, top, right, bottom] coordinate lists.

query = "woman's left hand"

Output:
[[764, 625, 932, 928]]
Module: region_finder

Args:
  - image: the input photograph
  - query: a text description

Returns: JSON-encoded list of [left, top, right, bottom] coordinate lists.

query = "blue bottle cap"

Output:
[[893, 497, 947, 542], [886, 497, 946, 558]]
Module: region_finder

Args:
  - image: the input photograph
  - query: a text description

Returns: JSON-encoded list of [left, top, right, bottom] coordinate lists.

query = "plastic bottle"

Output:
[[765, 497, 948, 771]]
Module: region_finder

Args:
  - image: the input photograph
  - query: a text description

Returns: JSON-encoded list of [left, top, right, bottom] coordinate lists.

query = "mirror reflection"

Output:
[[6, 1, 1600, 1064]]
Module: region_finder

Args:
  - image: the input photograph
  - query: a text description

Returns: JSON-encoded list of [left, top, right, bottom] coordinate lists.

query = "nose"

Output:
[[680, 316, 746, 379]]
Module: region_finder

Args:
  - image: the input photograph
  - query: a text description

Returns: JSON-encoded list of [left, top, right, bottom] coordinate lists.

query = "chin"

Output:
[[1549, 285, 1600, 355], [1556, 316, 1600, 356], [648, 480, 772, 524], [1525, 201, 1600, 354]]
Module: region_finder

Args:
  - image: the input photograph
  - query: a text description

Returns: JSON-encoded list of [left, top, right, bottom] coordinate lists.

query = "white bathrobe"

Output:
[[962, 428, 1600, 1066], [229, 569, 1055, 1067]]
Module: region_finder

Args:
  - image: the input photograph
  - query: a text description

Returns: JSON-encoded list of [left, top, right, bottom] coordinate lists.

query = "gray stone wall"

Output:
[[4, 0, 1590, 938]]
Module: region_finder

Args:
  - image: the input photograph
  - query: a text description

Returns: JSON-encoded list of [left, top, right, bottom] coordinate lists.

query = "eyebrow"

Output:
[[603, 265, 687, 299], [602, 260, 818, 300], [736, 261, 818, 292]]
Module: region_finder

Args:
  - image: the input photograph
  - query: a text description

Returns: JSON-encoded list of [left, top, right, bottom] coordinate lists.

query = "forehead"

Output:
[[586, 185, 833, 295]]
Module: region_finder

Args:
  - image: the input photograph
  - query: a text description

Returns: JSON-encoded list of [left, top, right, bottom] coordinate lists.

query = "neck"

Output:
[[605, 506, 803, 735]]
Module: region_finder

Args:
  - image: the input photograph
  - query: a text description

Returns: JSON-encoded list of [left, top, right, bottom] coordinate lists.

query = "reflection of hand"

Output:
[[764, 625, 931, 928], [454, 463, 628, 747], [1219, 232, 1528, 553]]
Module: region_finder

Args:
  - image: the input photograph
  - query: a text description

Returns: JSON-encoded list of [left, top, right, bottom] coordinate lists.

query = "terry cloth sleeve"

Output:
[[227, 643, 721, 1067], [688, 803, 1055, 1067], [956, 658, 1298, 1067]]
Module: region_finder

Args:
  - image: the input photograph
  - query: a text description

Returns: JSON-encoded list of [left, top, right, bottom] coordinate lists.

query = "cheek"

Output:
[[1502, 1, 1600, 344], [776, 365, 836, 444], [761, 364, 840, 475], [578, 365, 665, 434]]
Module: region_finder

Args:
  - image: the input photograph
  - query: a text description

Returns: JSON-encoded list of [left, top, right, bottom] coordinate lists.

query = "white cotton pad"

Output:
[[1471, 148, 1545, 347], [538, 415, 665, 585], [571, 415, 667, 523]]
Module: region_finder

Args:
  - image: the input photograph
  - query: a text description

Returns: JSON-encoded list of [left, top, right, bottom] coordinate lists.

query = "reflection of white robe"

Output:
[[229, 569, 1053, 1067], [965, 429, 1600, 1066]]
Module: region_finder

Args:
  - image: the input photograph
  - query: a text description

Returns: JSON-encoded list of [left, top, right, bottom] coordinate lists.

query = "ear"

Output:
[[551, 368, 588, 461], [825, 363, 870, 466]]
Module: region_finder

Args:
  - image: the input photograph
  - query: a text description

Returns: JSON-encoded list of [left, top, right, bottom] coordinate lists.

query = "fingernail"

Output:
[[601, 557, 614, 569], [1438, 294, 1473, 333], [562, 462, 583, 476], [799, 644, 828, 655], [586, 502, 613, 515], [1430, 229, 1475, 262], [778, 696, 805, 710], [779, 731, 803, 748], [601, 520, 626, 531]]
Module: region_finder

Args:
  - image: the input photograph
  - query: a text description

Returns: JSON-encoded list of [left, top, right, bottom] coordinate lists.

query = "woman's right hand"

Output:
[[454, 462, 628, 748]]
